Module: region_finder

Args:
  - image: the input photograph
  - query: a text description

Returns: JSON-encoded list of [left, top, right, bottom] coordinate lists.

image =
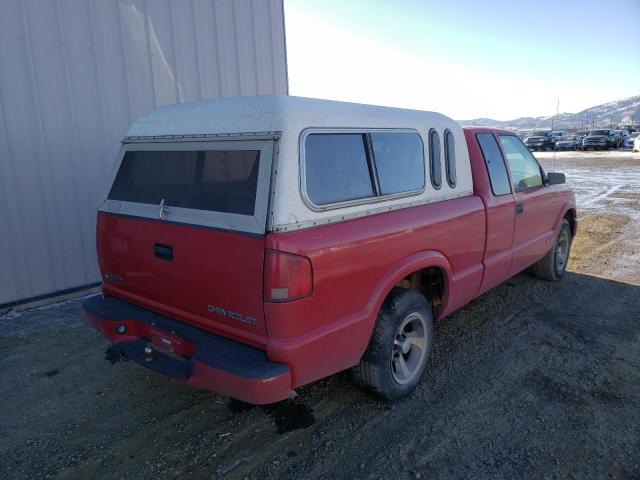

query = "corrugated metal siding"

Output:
[[0, 0, 288, 306]]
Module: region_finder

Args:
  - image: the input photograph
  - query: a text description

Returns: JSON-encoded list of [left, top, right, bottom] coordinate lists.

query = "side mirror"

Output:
[[547, 172, 566, 185]]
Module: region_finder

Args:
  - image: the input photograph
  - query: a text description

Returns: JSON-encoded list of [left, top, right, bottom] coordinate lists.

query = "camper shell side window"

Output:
[[300, 129, 426, 210]]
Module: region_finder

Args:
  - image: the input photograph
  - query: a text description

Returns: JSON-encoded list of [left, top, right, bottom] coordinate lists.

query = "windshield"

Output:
[[530, 131, 548, 137], [590, 130, 609, 136]]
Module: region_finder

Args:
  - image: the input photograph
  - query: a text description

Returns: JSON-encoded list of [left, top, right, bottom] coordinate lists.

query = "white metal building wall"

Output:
[[0, 0, 288, 306]]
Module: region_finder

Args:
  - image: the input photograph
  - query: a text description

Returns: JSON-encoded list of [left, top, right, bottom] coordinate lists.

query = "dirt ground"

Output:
[[1, 151, 639, 479], [536, 150, 640, 286]]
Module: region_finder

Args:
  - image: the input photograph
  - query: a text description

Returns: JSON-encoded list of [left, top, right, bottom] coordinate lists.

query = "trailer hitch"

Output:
[[105, 345, 127, 365]]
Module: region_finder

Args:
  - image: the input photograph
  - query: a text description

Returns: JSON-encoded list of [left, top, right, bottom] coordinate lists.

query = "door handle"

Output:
[[515, 203, 524, 215]]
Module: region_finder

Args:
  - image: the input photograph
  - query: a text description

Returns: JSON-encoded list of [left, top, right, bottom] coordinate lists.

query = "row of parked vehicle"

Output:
[[518, 128, 640, 152]]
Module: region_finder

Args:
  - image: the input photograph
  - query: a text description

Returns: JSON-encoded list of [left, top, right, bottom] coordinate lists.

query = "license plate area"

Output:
[[118, 340, 193, 380], [149, 328, 195, 357]]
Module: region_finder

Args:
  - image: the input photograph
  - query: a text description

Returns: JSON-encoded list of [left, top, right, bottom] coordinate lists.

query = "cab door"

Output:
[[496, 135, 558, 275], [471, 132, 516, 295]]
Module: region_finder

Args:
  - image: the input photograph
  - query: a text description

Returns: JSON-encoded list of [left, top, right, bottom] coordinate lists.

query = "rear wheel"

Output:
[[532, 219, 571, 281], [353, 288, 433, 401]]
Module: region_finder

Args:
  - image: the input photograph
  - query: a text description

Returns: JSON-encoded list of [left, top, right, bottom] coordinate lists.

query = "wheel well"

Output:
[[396, 266, 446, 315], [564, 209, 576, 237]]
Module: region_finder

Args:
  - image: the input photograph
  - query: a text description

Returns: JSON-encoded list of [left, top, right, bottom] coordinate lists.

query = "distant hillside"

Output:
[[459, 95, 640, 130]]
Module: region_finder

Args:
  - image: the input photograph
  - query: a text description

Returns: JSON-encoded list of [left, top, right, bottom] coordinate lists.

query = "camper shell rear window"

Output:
[[108, 149, 260, 215], [100, 140, 274, 234]]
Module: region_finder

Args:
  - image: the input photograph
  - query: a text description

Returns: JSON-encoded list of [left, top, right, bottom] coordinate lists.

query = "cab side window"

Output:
[[498, 135, 543, 190]]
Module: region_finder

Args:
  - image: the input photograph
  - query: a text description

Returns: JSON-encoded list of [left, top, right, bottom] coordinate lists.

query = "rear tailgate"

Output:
[[97, 138, 276, 342]]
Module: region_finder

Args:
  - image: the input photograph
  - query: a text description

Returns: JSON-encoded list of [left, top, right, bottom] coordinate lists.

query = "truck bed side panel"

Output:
[[264, 195, 485, 387]]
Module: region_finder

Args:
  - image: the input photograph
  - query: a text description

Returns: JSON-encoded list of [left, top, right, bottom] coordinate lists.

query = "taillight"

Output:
[[264, 249, 313, 302]]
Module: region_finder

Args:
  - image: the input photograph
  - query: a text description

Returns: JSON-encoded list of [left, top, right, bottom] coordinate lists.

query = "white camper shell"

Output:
[[101, 95, 472, 234]]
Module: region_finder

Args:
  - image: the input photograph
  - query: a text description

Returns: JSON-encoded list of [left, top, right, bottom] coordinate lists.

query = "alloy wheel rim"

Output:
[[391, 312, 428, 385], [555, 230, 569, 273]]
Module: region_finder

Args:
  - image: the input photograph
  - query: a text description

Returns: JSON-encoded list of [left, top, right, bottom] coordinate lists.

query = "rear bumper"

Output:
[[82, 295, 291, 405]]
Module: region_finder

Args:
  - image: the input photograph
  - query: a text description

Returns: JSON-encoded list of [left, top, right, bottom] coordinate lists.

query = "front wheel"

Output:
[[532, 219, 572, 281], [353, 288, 433, 401]]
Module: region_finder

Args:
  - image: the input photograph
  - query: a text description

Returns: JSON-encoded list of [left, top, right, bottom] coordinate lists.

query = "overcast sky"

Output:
[[284, 0, 640, 120]]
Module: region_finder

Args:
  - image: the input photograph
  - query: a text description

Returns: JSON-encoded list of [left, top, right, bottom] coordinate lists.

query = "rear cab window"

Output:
[[302, 130, 425, 208], [101, 140, 275, 234]]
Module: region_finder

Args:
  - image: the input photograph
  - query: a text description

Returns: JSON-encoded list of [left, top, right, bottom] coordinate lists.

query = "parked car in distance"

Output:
[[516, 129, 530, 140], [83, 96, 577, 404], [551, 131, 568, 141], [583, 129, 616, 150], [614, 130, 629, 148], [524, 130, 555, 151], [555, 135, 578, 151], [574, 130, 590, 149]]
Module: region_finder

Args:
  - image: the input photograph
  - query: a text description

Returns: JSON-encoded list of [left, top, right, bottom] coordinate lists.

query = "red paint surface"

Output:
[[90, 128, 576, 402], [264, 196, 486, 387], [97, 213, 268, 348], [465, 128, 516, 295]]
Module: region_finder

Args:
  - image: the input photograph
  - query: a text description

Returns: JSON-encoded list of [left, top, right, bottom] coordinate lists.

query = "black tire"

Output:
[[353, 288, 433, 401], [532, 219, 572, 281]]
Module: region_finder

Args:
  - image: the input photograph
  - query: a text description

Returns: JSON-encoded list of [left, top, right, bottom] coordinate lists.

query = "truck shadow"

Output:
[[226, 397, 315, 434]]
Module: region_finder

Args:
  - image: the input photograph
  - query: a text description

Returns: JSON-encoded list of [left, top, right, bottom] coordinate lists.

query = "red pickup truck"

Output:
[[83, 96, 576, 404]]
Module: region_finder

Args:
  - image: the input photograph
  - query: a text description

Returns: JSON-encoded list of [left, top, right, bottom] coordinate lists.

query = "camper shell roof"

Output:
[[125, 95, 456, 140], [121, 95, 472, 233]]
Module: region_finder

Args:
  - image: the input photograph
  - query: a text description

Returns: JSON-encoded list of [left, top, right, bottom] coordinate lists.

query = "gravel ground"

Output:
[[1, 151, 639, 480]]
